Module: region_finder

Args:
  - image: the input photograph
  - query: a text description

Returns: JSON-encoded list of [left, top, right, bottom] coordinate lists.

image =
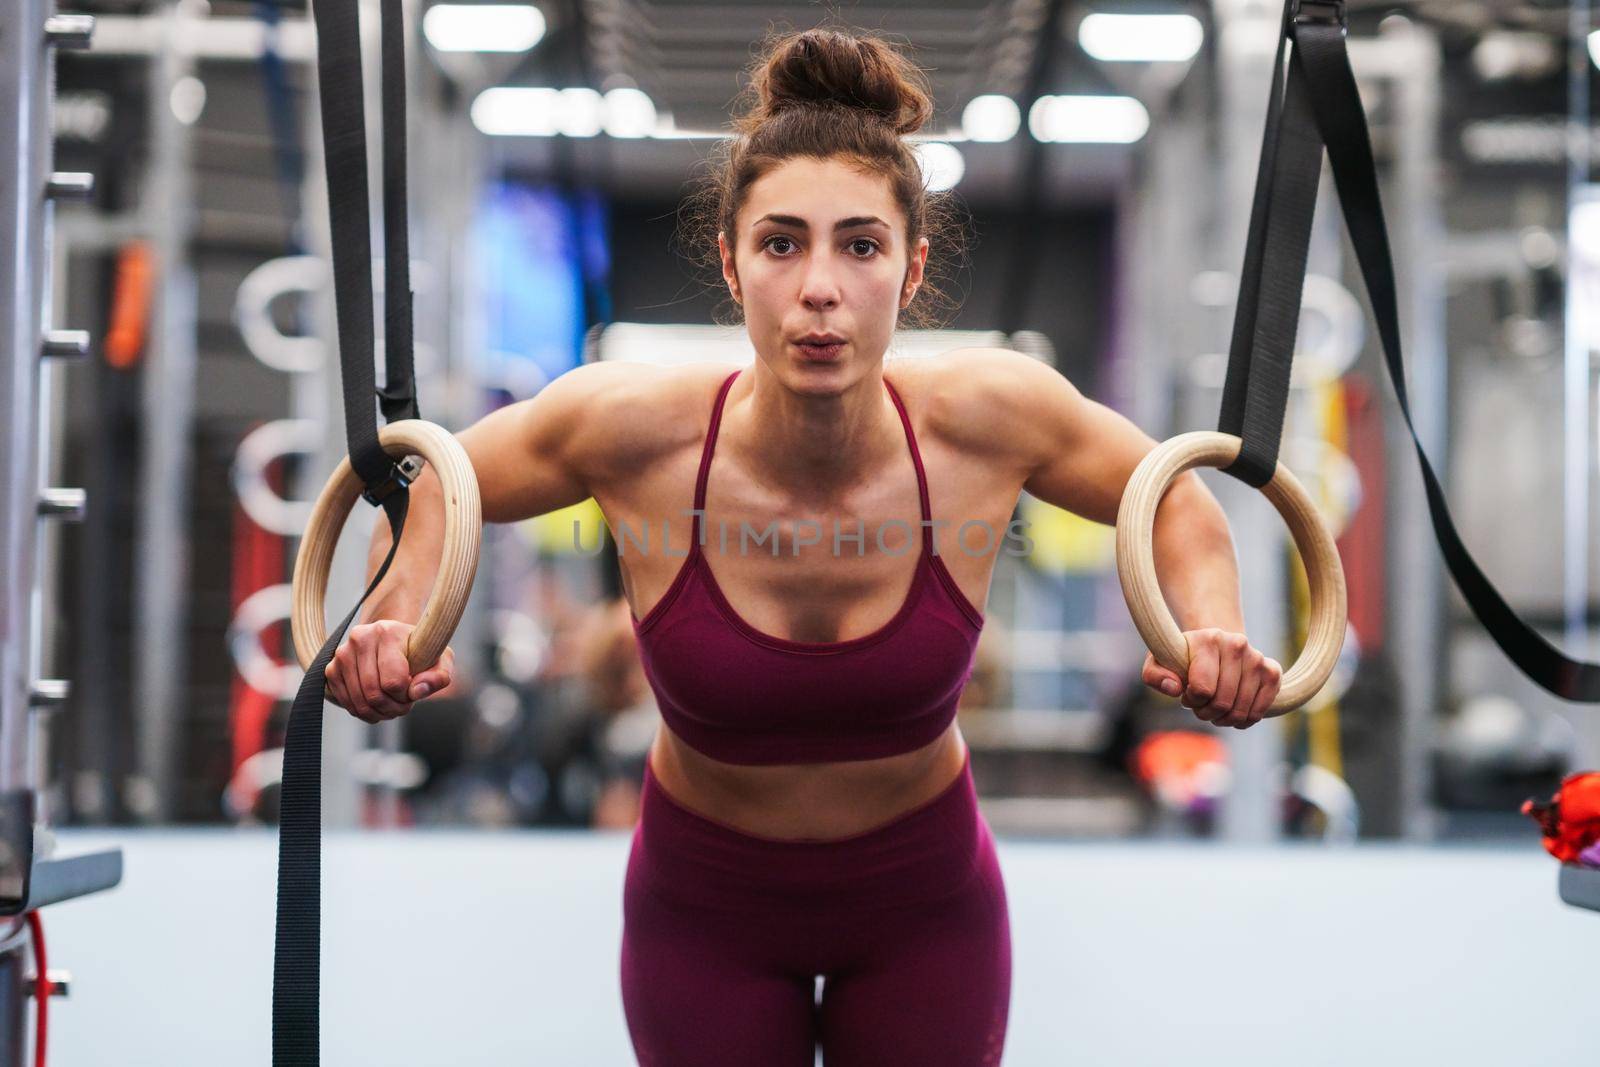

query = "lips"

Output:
[[793, 338, 846, 361]]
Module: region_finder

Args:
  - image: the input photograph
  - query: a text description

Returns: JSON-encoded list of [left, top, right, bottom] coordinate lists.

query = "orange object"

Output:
[[104, 241, 153, 369], [1130, 730, 1227, 808], [1522, 771, 1600, 864]]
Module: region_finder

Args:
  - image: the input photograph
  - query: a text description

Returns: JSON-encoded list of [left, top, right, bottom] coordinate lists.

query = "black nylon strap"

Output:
[[378, 0, 418, 424], [274, 0, 421, 1062], [1216, 0, 1292, 487], [310, 0, 385, 489], [1218, 0, 1600, 701], [273, 493, 408, 1064], [1217, 41, 1325, 489]]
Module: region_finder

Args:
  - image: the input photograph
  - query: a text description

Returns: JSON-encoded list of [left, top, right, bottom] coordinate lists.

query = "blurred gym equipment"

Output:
[[0, 3, 123, 1063]]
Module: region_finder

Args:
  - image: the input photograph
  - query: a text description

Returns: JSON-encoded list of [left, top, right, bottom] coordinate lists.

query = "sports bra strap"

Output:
[[882, 377, 934, 553], [691, 370, 743, 548]]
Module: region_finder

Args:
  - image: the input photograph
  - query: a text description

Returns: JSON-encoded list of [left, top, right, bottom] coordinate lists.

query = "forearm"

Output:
[[357, 465, 446, 626], [1150, 475, 1246, 634]]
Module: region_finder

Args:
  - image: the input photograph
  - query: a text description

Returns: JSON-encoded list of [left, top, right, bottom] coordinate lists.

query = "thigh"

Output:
[[620, 839, 818, 1067], [815, 827, 1011, 1067]]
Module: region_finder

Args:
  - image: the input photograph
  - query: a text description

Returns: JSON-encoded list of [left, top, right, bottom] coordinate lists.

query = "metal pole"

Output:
[[1, 5, 123, 1063], [1213, 0, 1288, 843], [131, 0, 201, 822], [3, 0, 55, 817], [1359, 24, 1445, 841], [1564, 0, 1599, 766]]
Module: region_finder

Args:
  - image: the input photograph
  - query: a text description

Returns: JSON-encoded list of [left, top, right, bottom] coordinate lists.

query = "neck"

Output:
[[729, 368, 902, 501]]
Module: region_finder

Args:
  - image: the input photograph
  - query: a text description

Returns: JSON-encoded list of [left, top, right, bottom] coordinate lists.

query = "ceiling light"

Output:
[[1028, 95, 1150, 144], [602, 87, 658, 139], [913, 142, 965, 192], [471, 85, 659, 138], [1078, 13, 1204, 64], [961, 94, 1021, 143], [423, 4, 545, 54], [556, 87, 602, 138], [471, 87, 557, 136]]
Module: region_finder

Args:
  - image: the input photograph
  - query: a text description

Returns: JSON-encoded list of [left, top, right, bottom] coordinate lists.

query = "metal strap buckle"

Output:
[[361, 454, 425, 507], [1293, 0, 1346, 28]]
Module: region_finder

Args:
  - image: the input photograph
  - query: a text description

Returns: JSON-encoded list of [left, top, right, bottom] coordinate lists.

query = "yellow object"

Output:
[[1287, 377, 1346, 781], [1021, 494, 1115, 574], [521, 497, 610, 555]]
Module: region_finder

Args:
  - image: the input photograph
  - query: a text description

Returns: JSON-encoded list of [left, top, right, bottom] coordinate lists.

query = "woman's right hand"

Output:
[[323, 619, 455, 724]]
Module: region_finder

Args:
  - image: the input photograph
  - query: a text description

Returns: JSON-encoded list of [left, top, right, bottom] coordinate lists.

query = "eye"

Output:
[[762, 234, 798, 255], [848, 237, 880, 257]]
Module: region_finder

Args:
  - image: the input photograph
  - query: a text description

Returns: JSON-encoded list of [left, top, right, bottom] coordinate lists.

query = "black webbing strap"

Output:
[[378, 0, 417, 424], [272, 495, 406, 1064], [274, 0, 420, 1062], [1216, 0, 1600, 701], [1216, 0, 1321, 489]]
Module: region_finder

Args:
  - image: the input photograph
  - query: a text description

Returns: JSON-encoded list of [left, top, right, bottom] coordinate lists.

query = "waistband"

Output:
[[633, 748, 986, 908]]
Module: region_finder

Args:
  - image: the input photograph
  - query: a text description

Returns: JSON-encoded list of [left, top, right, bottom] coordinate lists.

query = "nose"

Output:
[[798, 253, 842, 312]]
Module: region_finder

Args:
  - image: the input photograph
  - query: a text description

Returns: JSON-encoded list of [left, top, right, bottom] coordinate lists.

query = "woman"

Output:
[[326, 27, 1282, 1066]]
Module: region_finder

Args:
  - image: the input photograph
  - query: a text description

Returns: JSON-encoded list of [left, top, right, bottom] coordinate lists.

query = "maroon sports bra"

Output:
[[629, 369, 985, 766]]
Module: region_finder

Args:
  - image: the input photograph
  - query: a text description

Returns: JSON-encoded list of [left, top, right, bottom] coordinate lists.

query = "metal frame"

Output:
[[1, 0, 123, 1062]]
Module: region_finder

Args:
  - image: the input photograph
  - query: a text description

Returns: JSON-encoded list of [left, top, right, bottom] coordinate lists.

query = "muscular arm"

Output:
[[955, 347, 1245, 634], [358, 360, 636, 625]]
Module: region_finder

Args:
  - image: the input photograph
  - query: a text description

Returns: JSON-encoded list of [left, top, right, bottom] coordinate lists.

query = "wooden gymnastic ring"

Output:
[[1115, 430, 1347, 715], [290, 419, 482, 674]]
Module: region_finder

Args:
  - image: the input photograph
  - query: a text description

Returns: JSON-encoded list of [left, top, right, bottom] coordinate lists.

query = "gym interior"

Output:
[[2, 0, 1599, 1064]]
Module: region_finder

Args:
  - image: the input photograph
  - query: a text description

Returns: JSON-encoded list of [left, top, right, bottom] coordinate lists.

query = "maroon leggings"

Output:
[[619, 749, 1011, 1066]]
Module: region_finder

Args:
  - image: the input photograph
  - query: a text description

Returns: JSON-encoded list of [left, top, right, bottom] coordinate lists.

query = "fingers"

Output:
[[324, 621, 421, 724], [1250, 657, 1283, 721], [1201, 632, 1246, 726], [1181, 631, 1222, 722], [1154, 630, 1284, 731], [408, 647, 455, 702], [1140, 652, 1183, 698], [323, 659, 357, 719], [1219, 655, 1261, 729], [1220, 652, 1283, 729], [325, 648, 378, 723], [348, 629, 405, 720], [374, 628, 416, 714], [332, 645, 381, 723]]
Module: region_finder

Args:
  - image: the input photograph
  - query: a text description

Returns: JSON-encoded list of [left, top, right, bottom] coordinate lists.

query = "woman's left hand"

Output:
[[1141, 628, 1283, 730]]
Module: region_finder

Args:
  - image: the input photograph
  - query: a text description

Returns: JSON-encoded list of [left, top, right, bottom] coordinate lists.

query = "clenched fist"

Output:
[[1141, 627, 1282, 730], [323, 619, 455, 724]]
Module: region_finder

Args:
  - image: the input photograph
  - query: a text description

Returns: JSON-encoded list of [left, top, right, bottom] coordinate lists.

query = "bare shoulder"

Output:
[[559, 360, 744, 483], [454, 360, 741, 524], [886, 346, 1082, 469]]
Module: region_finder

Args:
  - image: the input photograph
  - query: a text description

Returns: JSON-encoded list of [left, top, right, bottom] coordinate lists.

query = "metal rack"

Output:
[[1, 0, 125, 1061]]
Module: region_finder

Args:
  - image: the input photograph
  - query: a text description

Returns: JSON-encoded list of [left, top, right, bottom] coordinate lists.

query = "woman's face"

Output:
[[719, 156, 928, 394]]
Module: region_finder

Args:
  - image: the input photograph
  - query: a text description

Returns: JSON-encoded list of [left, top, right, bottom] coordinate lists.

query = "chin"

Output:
[[782, 357, 855, 393]]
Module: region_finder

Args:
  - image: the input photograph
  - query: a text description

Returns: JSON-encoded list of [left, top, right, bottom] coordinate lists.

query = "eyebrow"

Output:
[[753, 214, 890, 232]]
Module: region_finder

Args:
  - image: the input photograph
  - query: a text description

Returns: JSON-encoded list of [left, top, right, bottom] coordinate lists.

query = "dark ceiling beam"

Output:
[[997, 0, 1072, 334]]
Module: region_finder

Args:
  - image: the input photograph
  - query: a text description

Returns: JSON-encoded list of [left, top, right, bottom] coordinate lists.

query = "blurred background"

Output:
[[32, 0, 1600, 845], [7, 0, 1600, 1062]]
